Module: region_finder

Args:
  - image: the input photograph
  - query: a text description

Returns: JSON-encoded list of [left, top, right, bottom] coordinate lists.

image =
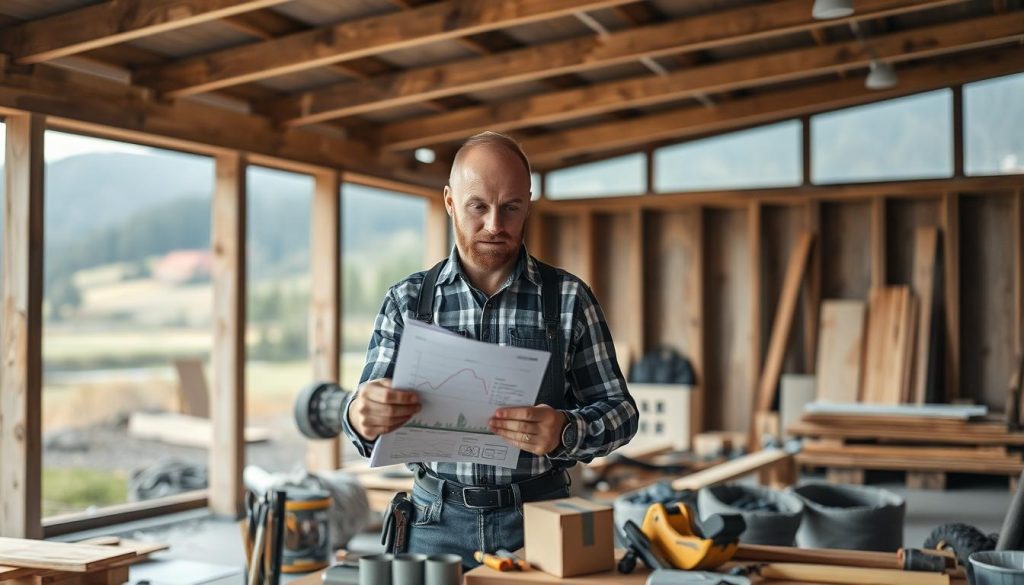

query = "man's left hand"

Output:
[[489, 405, 566, 456]]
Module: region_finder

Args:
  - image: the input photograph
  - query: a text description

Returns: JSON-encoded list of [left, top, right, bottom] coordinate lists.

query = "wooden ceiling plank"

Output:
[[520, 47, 1024, 166], [380, 12, 1024, 150], [265, 0, 965, 126], [0, 0, 290, 64], [135, 0, 633, 98]]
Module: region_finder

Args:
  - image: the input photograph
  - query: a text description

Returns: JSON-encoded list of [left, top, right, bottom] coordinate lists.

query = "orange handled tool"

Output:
[[474, 551, 514, 571]]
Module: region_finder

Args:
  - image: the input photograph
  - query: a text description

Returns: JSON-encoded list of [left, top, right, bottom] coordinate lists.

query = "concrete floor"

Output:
[[60, 474, 1014, 584]]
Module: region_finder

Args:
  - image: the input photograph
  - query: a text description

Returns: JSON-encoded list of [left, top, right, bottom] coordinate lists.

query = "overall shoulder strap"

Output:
[[534, 260, 561, 330], [414, 259, 447, 324]]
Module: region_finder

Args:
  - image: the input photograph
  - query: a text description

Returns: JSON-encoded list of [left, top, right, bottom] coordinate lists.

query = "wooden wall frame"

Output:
[[0, 112, 45, 538]]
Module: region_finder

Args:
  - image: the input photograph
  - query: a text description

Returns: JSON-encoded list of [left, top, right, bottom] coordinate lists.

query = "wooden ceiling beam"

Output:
[[0, 61, 447, 187], [380, 12, 1024, 151], [265, 0, 964, 126], [0, 0, 290, 65], [134, 0, 632, 98], [520, 47, 1024, 167]]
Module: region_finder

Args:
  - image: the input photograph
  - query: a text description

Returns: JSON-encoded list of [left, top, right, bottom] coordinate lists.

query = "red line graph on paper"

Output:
[[414, 368, 491, 398]]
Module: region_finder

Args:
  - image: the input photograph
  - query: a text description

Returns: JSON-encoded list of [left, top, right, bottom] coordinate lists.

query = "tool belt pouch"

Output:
[[381, 491, 413, 555]]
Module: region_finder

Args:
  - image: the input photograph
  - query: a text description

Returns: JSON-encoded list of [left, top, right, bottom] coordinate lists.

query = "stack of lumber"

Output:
[[0, 536, 166, 585], [732, 544, 966, 585], [789, 411, 1024, 489]]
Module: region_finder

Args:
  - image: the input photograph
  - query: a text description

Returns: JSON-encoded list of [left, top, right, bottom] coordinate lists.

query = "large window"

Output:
[[654, 121, 802, 192], [340, 184, 427, 392], [245, 166, 313, 470], [965, 72, 1024, 176], [546, 152, 646, 199], [42, 131, 214, 517], [812, 90, 954, 184]]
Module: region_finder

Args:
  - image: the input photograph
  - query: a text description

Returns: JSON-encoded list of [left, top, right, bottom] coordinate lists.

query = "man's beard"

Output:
[[454, 220, 520, 270]]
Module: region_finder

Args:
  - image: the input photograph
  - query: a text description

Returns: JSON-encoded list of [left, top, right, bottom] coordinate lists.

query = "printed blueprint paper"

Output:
[[369, 319, 550, 469]]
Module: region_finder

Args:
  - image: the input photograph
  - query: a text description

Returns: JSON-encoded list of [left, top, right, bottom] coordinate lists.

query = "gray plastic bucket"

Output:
[[698, 485, 804, 546], [970, 551, 1024, 585], [789, 483, 905, 552]]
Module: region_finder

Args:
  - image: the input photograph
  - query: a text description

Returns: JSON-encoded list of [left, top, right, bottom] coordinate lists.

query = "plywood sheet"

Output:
[[815, 300, 866, 403], [0, 538, 136, 572]]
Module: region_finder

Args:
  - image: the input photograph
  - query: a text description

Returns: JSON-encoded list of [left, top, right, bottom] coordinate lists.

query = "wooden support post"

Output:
[[801, 115, 812, 186], [307, 170, 342, 473], [750, 232, 814, 451], [953, 85, 964, 178], [424, 194, 449, 265], [0, 113, 44, 538], [871, 197, 887, 289], [749, 202, 763, 381], [1015, 190, 1023, 365], [688, 211, 706, 440], [527, 212, 547, 262], [578, 211, 596, 286], [629, 208, 645, 362], [210, 152, 246, 518], [803, 201, 822, 371], [941, 192, 961, 402]]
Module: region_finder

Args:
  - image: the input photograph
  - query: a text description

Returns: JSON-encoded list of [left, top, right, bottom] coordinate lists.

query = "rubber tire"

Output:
[[924, 522, 996, 565]]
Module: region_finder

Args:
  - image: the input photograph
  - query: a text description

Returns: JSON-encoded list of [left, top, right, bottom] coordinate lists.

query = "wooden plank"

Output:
[[734, 544, 903, 569], [941, 193, 961, 402], [750, 232, 814, 449], [630, 208, 645, 362], [787, 421, 1024, 446], [210, 153, 247, 518], [0, 539, 135, 573], [138, 0, 633, 98], [871, 198, 887, 289], [705, 209, 755, 433], [1, 113, 44, 539], [0, 0, 289, 64], [758, 562, 950, 585], [911, 228, 940, 404], [672, 449, 790, 491], [592, 213, 642, 369], [379, 12, 1024, 149], [306, 171, 343, 473], [523, 48, 1024, 166], [796, 452, 1024, 475], [803, 201, 822, 372], [173, 358, 210, 418], [802, 442, 1022, 462], [815, 301, 867, 403], [0, 63, 435, 189], [961, 194, 1016, 410], [750, 202, 764, 386], [861, 287, 916, 405], [1016, 190, 1023, 361]]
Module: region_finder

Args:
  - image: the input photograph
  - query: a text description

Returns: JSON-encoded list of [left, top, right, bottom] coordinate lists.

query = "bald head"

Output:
[[448, 131, 532, 190]]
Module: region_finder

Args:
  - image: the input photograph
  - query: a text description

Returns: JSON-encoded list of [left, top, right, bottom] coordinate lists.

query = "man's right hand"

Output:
[[347, 378, 421, 441]]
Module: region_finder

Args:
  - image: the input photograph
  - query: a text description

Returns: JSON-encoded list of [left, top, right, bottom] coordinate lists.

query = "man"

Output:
[[342, 131, 637, 564]]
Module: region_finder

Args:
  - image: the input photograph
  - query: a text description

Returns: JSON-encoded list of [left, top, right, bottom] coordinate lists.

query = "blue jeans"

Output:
[[407, 480, 571, 568]]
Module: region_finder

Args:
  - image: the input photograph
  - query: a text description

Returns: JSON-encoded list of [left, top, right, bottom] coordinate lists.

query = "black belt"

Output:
[[413, 467, 570, 510]]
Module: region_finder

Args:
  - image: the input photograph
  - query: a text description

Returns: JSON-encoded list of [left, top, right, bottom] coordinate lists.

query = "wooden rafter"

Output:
[[381, 13, 1024, 150], [134, 0, 632, 98], [0, 0, 290, 65], [265, 0, 963, 126], [522, 47, 1024, 167], [0, 61, 448, 187]]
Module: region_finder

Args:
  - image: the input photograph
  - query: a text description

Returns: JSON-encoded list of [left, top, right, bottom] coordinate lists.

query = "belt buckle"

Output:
[[460, 487, 503, 510]]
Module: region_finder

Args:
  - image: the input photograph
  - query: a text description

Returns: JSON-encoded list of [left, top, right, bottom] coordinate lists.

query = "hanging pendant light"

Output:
[[865, 60, 898, 90], [813, 0, 854, 19]]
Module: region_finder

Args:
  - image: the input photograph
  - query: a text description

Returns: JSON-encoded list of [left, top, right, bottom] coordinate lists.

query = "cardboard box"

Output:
[[524, 497, 614, 577]]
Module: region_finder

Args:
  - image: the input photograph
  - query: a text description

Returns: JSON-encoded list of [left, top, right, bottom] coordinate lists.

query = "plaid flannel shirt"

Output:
[[341, 246, 638, 486]]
